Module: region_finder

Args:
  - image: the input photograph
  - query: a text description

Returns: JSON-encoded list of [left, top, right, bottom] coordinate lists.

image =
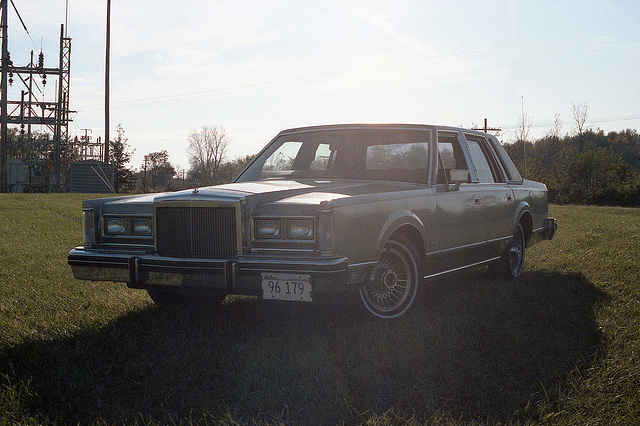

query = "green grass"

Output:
[[1, 195, 639, 424]]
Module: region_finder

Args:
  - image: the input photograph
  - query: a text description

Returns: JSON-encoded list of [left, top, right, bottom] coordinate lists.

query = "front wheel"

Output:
[[359, 236, 422, 319]]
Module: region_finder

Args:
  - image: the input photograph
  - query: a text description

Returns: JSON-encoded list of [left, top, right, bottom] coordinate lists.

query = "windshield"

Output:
[[235, 128, 431, 184]]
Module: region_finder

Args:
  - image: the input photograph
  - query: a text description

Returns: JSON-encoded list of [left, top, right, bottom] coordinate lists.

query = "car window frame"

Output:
[[436, 130, 478, 184], [463, 133, 507, 184]]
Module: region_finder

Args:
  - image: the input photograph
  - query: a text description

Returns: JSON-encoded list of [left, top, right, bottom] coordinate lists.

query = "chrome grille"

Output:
[[156, 206, 237, 258]]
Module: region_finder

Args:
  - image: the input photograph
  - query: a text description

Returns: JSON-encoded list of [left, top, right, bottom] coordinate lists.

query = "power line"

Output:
[[9, 0, 37, 51], [501, 114, 640, 131], [75, 49, 486, 111]]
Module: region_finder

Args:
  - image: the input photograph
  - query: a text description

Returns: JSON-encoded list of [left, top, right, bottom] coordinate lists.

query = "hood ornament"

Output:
[[192, 179, 199, 194]]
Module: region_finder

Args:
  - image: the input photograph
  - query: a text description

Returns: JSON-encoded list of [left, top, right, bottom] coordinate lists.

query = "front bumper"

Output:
[[68, 248, 355, 295]]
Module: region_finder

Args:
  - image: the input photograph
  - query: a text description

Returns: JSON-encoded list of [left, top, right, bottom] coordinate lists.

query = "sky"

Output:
[[5, 0, 640, 172]]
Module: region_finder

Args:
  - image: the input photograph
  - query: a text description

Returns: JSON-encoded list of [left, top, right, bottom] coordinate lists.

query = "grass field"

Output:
[[1, 194, 639, 424]]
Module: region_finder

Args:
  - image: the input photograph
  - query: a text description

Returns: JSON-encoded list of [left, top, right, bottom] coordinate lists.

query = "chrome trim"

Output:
[[68, 248, 349, 288], [250, 247, 318, 254], [487, 235, 512, 245], [427, 240, 486, 257], [348, 261, 378, 271], [91, 243, 154, 252], [424, 256, 502, 280]]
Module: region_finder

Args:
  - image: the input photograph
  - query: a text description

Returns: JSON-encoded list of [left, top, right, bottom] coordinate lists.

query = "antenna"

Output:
[[521, 96, 527, 179]]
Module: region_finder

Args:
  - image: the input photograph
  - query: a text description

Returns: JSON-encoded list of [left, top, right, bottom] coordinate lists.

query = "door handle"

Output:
[[474, 195, 482, 204], [506, 193, 512, 202]]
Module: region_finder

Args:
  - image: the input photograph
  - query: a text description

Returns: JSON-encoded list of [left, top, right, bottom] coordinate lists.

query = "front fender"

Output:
[[376, 209, 427, 257]]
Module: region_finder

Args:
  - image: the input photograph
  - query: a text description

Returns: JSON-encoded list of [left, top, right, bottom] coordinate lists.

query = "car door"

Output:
[[464, 133, 516, 257], [431, 131, 486, 272]]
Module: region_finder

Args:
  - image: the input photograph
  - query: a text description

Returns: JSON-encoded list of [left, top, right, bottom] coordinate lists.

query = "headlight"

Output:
[[287, 219, 314, 240], [104, 217, 126, 235], [131, 218, 152, 236], [255, 219, 281, 239], [83, 209, 96, 245]]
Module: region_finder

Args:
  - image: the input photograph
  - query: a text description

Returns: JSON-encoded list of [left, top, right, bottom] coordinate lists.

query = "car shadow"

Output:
[[1, 269, 608, 424]]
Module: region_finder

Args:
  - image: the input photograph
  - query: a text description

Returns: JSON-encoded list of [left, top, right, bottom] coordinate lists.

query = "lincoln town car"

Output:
[[68, 124, 557, 318]]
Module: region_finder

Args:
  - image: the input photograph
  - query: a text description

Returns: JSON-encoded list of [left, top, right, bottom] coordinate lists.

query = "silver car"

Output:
[[68, 124, 557, 319]]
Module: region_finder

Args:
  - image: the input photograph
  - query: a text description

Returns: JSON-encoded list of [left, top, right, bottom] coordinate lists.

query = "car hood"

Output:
[[153, 179, 417, 206]]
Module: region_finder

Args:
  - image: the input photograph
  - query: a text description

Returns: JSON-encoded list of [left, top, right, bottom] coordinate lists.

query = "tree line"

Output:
[[503, 129, 640, 206], [4, 123, 251, 193], [6, 120, 639, 206], [110, 125, 254, 194]]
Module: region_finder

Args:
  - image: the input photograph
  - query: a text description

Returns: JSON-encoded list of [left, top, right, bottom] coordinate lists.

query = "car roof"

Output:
[[276, 123, 491, 137]]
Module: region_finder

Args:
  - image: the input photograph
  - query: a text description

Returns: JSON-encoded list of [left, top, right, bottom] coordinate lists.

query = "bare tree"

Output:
[[187, 126, 230, 184], [571, 102, 589, 135], [515, 113, 532, 144], [548, 113, 563, 138]]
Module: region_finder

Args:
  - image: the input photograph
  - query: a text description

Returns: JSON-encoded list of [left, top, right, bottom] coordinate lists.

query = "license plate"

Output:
[[261, 273, 312, 302]]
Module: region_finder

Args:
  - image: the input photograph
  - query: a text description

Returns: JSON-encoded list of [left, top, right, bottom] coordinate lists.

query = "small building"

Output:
[[7, 159, 48, 193], [69, 160, 115, 193], [8, 159, 28, 192]]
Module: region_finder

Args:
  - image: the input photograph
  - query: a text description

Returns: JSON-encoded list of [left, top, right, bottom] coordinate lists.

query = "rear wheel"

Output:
[[359, 235, 422, 319], [493, 223, 525, 278]]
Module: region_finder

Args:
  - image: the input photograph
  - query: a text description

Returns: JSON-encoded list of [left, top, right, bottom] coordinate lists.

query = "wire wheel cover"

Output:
[[362, 243, 414, 313], [509, 225, 525, 276]]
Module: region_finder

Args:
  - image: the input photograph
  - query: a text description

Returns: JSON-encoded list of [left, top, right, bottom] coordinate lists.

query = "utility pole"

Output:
[[143, 155, 147, 193], [1, 0, 8, 193], [104, 0, 111, 164], [472, 118, 501, 134]]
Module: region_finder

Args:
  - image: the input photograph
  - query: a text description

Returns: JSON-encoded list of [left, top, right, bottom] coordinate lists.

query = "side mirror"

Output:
[[449, 169, 470, 191]]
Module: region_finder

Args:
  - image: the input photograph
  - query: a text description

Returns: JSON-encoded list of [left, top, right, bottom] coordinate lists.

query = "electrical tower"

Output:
[[0, 0, 72, 192]]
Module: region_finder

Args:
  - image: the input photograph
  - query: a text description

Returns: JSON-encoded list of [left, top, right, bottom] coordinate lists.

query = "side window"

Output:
[[465, 134, 505, 183], [437, 133, 469, 184], [466, 140, 495, 183], [366, 143, 429, 170], [310, 143, 332, 170], [365, 142, 429, 183]]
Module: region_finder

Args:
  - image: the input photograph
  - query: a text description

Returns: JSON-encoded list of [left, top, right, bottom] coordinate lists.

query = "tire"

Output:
[[493, 223, 525, 278], [359, 235, 422, 319], [147, 288, 225, 307]]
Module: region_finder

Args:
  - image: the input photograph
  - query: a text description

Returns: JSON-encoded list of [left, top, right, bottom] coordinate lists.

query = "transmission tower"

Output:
[[0, 0, 72, 192]]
